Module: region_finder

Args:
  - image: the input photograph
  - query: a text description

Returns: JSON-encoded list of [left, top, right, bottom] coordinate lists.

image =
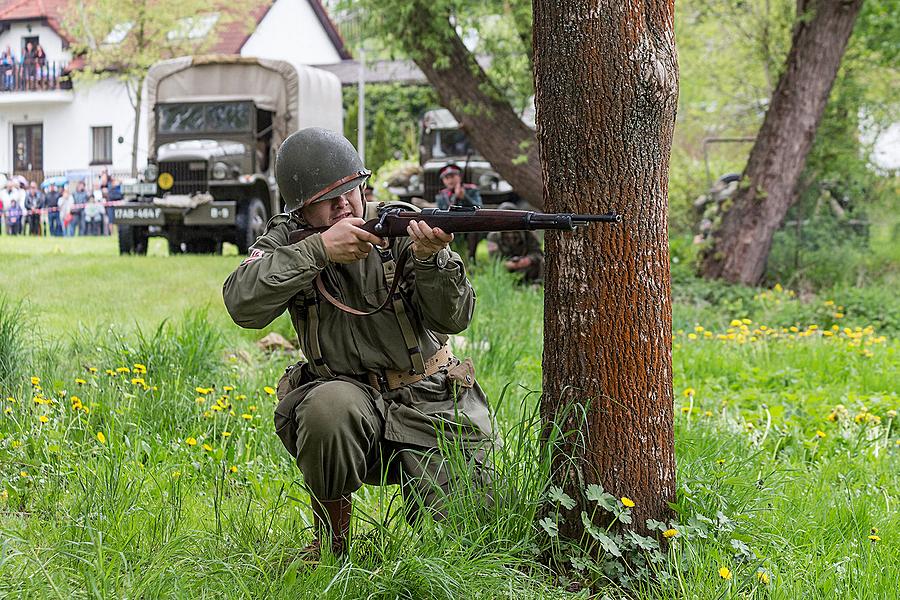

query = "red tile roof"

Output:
[[0, 0, 73, 43]]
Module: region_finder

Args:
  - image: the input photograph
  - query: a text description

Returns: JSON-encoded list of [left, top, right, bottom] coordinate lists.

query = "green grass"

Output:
[[1, 236, 898, 598]]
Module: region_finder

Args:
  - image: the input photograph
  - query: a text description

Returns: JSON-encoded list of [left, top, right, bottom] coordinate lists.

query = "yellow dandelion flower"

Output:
[[704, 331, 713, 338], [663, 528, 678, 538], [694, 325, 705, 332], [195, 387, 212, 395], [263, 386, 276, 396], [242, 413, 253, 420], [4, 407, 12, 415], [75, 378, 87, 385], [824, 300, 834, 306], [195, 397, 207, 404], [683, 388, 695, 397], [757, 571, 770, 585], [116, 367, 130, 374], [774, 283, 783, 292], [868, 535, 880, 542], [681, 406, 691, 414], [687, 333, 697, 340], [716, 458, 726, 465], [729, 319, 742, 327], [20, 470, 30, 478], [834, 312, 844, 319], [96, 432, 107, 444], [131, 378, 145, 386], [741, 318, 752, 325], [816, 430, 826, 439], [718, 566, 732, 580], [186, 437, 197, 446], [31, 376, 40, 386], [621, 497, 635, 508], [248, 405, 257, 412], [789, 326, 799, 333], [871, 527, 878, 534], [133, 364, 147, 373], [173, 470, 181, 478], [229, 465, 238, 473], [202, 443, 214, 452], [11, 440, 23, 449], [0, 489, 7, 501], [704, 410, 713, 417], [223, 385, 234, 392], [39, 415, 49, 423], [88, 367, 98, 373], [235, 394, 247, 401], [222, 431, 232, 437], [105, 369, 115, 376]]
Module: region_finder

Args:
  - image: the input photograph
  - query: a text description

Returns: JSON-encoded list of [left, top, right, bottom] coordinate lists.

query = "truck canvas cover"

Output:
[[145, 55, 342, 158]]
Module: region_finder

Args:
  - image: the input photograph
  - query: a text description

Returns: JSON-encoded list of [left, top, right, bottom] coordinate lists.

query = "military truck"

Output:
[[390, 108, 516, 207], [116, 55, 342, 255]]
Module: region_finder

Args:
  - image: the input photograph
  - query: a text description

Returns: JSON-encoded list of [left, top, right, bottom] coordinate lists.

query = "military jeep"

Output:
[[390, 108, 516, 207], [116, 55, 342, 255]]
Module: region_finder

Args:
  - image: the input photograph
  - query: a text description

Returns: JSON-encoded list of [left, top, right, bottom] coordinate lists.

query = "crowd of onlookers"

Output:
[[0, 171, 122, 237], [1, 42, 59, 92]]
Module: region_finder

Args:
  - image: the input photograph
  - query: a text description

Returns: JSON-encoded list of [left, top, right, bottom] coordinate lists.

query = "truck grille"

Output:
[[159, 160, 208, 195]]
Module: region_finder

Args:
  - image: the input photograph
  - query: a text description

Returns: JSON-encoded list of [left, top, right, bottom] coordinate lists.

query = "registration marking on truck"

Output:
[[113, 206, 164, 225]]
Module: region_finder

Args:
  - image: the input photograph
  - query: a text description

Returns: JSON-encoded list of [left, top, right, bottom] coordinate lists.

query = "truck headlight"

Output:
[[479, 173, 499, 191], [144, 163, 159, 182], [212, 162, 228, 180]]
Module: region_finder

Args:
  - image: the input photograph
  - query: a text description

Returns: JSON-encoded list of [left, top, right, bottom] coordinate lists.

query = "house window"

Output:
[[91, 126, 113, 165]]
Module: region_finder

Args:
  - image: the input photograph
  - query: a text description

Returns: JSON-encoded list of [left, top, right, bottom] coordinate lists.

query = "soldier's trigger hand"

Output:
[[321, 218, 385, 264]]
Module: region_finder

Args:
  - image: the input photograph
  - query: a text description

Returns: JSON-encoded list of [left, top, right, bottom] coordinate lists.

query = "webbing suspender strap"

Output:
[[303, 293, 334, 378], [381, 257, 427, 375]]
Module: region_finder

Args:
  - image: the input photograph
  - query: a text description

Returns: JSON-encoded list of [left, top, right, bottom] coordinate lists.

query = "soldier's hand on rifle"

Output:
[[407, 220, 453, 260], [321, 218, 386, 264]]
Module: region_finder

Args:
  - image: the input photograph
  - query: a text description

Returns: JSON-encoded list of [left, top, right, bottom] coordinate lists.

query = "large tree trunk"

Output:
[[395, 2, 543, 208], [534, 0, 678, 540], [699, 0, 864, 284]]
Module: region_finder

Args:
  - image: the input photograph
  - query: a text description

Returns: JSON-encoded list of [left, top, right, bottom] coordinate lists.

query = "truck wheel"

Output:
[[236, 198, 267, 254], [118, 225, 149, 255]]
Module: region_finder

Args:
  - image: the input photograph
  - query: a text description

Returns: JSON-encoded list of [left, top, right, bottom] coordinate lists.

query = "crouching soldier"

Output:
[[486, 202, 545, 285], [223, 128, 495, 559]]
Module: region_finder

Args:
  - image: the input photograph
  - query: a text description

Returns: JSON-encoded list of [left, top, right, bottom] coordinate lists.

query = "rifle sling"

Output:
[[313, 251, 410, 317]]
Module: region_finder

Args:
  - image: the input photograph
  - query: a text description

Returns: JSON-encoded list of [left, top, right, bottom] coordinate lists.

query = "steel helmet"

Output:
[[275, 127, 371, 213]]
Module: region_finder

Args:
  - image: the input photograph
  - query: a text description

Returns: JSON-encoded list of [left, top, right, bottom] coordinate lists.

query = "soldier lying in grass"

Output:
[[223, 128, 495, 559]]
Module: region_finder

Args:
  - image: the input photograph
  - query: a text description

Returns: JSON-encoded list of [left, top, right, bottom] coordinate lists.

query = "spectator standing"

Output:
[[34, 44, 48, 89], [106, 177, 122, 235], [73, 181, 89, 236], [21, 41, 36, 91], [0, 46, 14, 91], [83, 194, 104, 235], [45, 184, 62, 236], [24, 181, 44, 235], [6, 198, 23, 234], [59, 186, 75, 236]]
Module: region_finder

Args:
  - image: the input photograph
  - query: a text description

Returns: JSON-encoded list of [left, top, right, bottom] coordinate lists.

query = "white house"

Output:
[[0, 0, 349, 183]]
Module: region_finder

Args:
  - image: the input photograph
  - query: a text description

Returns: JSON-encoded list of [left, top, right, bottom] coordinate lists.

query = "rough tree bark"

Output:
[[535, 0, 678, 538], [395, 1, 543, 207], [699, 0, 864, 284]]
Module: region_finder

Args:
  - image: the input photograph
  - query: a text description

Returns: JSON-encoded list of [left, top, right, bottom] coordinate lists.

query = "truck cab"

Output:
[[116, 55, 342, 254]]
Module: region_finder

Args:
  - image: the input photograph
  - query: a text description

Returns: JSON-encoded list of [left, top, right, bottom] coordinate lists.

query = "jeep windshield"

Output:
[[157, 102, 253, 134], [423, 129, 476, 161]]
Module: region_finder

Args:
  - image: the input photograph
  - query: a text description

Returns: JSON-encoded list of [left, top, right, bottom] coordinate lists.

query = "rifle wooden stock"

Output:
[[287, 207, 621, 245]]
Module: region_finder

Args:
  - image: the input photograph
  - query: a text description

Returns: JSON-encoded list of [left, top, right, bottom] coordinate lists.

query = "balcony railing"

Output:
[[0, 61, 71, 93]]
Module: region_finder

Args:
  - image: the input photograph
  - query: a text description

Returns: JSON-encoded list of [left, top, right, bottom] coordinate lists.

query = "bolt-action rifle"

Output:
[[287, 205, 622, 245]]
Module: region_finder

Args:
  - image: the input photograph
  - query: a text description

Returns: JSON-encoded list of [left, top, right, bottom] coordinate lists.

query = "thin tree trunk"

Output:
[[397, 2, 543, 208], [130, 81, 142, 178], [700, 0, 864, 285], [535, 0, 678, 539]]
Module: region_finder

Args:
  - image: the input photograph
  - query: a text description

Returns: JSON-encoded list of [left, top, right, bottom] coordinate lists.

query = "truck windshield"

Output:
[[424, 129, 475, 159], [158, 102, 252, 134]]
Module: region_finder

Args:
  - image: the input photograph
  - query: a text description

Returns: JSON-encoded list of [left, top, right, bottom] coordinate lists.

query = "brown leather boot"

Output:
[[311, 495, 352, 556]]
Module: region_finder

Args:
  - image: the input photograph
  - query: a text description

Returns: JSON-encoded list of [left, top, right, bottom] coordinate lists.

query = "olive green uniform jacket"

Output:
[[222, 207, 496, 453]]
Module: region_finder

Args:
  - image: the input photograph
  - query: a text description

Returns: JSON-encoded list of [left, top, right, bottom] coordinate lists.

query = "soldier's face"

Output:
[[302, 186, 363, 228]]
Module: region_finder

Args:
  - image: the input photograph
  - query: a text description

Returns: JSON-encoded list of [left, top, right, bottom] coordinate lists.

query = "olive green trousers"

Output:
[[274, 375, 490, 521]]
